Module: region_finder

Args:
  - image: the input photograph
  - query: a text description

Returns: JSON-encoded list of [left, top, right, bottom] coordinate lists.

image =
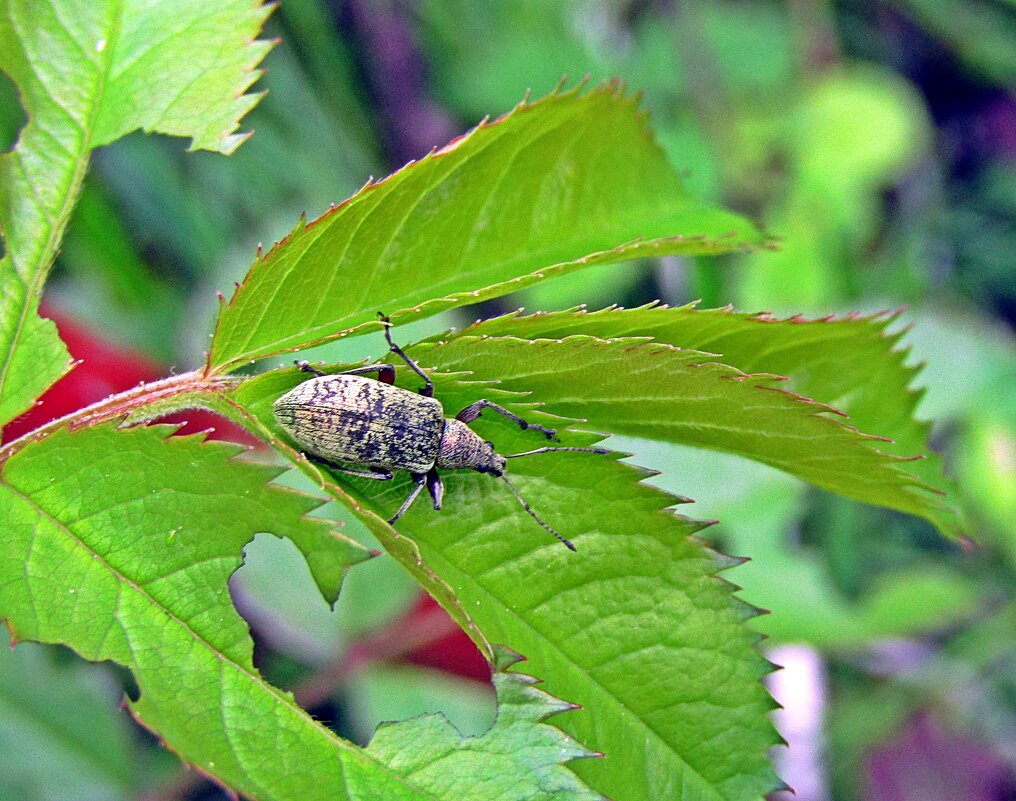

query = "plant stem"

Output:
[[0, 370, 239, 464]]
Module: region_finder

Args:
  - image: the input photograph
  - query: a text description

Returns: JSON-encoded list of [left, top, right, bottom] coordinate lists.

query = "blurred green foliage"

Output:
[[3, 1, 1013, 799]]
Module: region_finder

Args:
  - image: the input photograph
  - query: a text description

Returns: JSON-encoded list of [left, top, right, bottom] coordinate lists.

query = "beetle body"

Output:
[[274, 374, 505, 476], [272, 317, 607, 550]]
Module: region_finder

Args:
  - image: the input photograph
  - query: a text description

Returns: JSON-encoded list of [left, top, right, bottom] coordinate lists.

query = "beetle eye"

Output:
[[485, 440, 494, 448]]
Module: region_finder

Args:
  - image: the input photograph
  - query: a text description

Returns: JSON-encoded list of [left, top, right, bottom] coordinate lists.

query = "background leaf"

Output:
[[208, 84, 767, 371], [0, 643, 146, 801], [0, 0, 272, 427]]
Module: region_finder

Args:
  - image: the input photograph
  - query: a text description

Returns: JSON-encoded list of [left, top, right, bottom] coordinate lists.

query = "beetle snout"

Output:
[[488, 451, 507, 476]]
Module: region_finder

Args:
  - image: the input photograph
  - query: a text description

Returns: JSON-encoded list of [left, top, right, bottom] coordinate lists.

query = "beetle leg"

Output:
[[295, 360, 326, 377], [455, 400, 557, 440], [505, 446, 611, 458], [342, 363, 397, 384], [306, 454, 393, 480], [388, 472, 427, 524], [377, 312, 434, 397], [425, 467, 444, 510]]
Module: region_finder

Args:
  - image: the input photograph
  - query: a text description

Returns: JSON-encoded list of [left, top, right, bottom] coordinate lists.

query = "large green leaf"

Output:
[[231, 366, 782, 801], [407, 331, 954, 537], [0, 0, 272, 427], [208, 84, 767, 372], [0, 424, 599, 800]]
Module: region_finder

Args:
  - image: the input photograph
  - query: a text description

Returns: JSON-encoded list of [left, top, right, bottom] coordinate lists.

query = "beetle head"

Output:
[[477, 442, 508, 476]]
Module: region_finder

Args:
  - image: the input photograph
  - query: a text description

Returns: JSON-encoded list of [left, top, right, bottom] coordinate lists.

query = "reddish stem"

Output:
[[0, 370, 238, 465]]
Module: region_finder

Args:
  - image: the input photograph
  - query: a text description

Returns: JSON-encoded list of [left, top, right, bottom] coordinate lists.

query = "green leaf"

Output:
[[410, 331, 955, 538], [426, 305, 960, 536], [230, 366, 782, 801], [366, 649, 603, 801], [208, 83, 767, 372], [0, 306, 71, 430], [0, 0, 272, 426], [0, 425, 391, 799], [1, 424, 598, 800]]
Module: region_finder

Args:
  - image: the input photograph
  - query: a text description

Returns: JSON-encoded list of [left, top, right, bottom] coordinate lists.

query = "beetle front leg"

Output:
[[298, 360, 398, 384], [425, 467, 444, 511], [388, 472, 427, 524], [455, 400, 557, 440]]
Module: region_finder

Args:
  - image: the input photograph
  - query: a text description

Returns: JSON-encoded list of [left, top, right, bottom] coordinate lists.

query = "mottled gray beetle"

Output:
[[273, 317, 608, 550]]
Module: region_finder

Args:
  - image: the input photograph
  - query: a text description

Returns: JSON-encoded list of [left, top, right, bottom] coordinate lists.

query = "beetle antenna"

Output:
[[499, 473, 576, 551], [505, 446, 611, 458]]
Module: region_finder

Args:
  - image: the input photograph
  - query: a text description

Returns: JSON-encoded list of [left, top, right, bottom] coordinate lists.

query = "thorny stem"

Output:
[[0, 370, 240, 465]]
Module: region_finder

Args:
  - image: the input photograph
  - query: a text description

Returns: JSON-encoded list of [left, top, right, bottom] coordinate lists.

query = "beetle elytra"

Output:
[[273, 316, 608, 550]]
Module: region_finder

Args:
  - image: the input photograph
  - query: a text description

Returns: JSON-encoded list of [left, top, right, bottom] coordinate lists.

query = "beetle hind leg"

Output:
[[388, 472, 427, 524], [377, 312, 434, 397]]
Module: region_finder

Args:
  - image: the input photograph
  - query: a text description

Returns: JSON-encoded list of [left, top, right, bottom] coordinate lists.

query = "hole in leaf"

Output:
[[0, 69, 27, 153]]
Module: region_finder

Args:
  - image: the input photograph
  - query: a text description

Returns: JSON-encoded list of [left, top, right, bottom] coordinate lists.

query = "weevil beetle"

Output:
[[273, 315, 609, 550]]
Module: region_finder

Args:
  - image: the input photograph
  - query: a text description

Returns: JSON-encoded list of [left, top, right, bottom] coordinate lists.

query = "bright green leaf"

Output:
[[208, 84, 767, 372], [366, 649, 603, 801], [410, 330, 957, 536], [0, 0, 272, 426], [0, 425, 399, 799], [430, 306, 959, 536], [230, 366, 782, 801]]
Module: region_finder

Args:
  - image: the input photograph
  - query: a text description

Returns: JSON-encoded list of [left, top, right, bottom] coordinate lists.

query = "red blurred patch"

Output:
[[2, 305, 259, 446], [402, 593, 491, 682]]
